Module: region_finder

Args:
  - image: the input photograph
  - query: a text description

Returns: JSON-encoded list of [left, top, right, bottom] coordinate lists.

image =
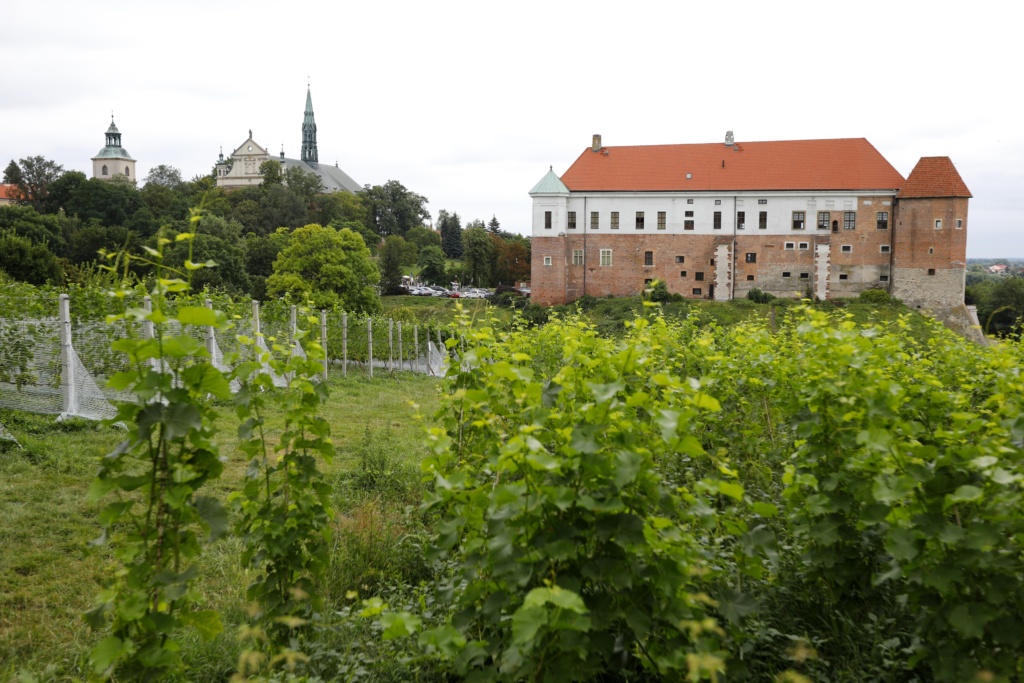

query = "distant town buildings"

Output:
[[529, 133, 971, 311], [91, 116, 136, 182]]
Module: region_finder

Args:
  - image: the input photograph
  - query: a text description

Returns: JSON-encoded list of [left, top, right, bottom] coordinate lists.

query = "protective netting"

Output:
[[0, 318, 64, 415], [65, 346, 118, 421], [0, 420, 20, 447]]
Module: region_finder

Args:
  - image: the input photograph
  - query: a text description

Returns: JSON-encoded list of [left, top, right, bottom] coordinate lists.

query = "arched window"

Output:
[[102, 165, 108, 175], [125, 166, 130, 176]]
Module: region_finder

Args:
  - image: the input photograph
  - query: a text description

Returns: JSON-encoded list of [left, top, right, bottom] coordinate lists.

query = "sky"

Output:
[[1, 0, 1020, 257]]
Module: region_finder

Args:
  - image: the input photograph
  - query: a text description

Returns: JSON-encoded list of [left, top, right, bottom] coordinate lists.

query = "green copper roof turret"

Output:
[[94, 115, 134, 160], [529, 166, 569, 194], [301, 87, 318, 166]]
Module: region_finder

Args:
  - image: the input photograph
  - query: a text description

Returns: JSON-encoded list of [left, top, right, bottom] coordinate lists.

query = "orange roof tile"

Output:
[[0, 184, 17, 201], [896, 157, 972, 198], [560, 138, 906, 193]]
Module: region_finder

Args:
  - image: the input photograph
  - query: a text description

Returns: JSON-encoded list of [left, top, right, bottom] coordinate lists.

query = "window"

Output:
[[759, 211, 767, 229], [737, 211, 746, 229], [928, 268, 936, 276], [590, 211, 599, 230], [692, 288, 702, 295], [758, 199, 767, 205], [818, 211, 830, 230], [956, 218, 963, 229], [799, 242, 809, 250], [675, 255, 685, 263], [746, 275, 755, 281], [679, 270, 687, 277], [928, 247, 934, 255], [715, 199, 722, 205], [102, 164, 108, 175], [600, 249, 613, 266], [785, 242, 795, 250], [838, 273, 848, 281], [934, 219, 942, 229], [695, 272, 705, 281], [544, 211, 552, 229], [841, 245, 852, 253], [611, 211, 619, 229], [710, 258, 715, 265], [568, 211, 577, 229], [657, 211, 666, 230], [880, 275, 890, 282], [876, 212, 888, 230], [645, 278, 653, 286], [635, 211, 645, 230], [745, 252, 757, 263], [782, 272, 791, 278], [713, 211, 722, 230], [792, 211, 805, 230], [572, 249, 584, 265], [687, 198, 694, 204], [644, 251, 654, 266], [125, 166, 130, 176], [684, 220, 695, 230], [543, 256, 552, 266], [880, 245, 891, 254], [844, 211, 856, 230], [799, 273, 809, 280], [685, 210, 694, 217]]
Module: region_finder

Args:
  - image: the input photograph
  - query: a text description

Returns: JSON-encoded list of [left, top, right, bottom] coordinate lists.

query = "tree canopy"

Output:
[[438, 209, 463, 259], [359, 180, 430, 237]]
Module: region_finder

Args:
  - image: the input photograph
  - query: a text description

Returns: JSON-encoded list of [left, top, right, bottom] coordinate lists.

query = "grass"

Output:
[[0, 370, 441, 682]]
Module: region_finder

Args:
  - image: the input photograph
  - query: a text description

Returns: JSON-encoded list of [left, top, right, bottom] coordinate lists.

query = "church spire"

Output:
[[301, 85, 318, 166]]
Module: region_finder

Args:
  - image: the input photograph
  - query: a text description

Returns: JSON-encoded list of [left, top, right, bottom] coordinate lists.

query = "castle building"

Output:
[[91, 116, 136, 182], [215, 87, 360, 193], [529, 134, 971, 311]]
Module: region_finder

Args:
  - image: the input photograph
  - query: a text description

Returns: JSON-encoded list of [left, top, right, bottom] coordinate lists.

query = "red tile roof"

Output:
[[0, 184, 18, 201], [560, 138, 906, 192], [896, 156, 972, 198]]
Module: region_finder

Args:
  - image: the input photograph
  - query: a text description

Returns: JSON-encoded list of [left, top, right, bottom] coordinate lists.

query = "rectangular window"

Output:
[[928, 268, 936, 276], [572, 249, 584, 266], [685, 210, 694, 217], [644, 251, 654, 266], [692, 288, 702, 295], [759, 211, 767, 229], [710, 258, 715, 265], [745, 252, 757, 263], [792, 211, 805, 230], [956, 218, 963, 229], [675, 255, 685, 263], [737, 211, 745, 229], [657, 211, 666, 230], [758, 199, 767, 205], [684, 220, 695, 230], [785, 242, 795, 250], [876, 212, 888, 230], [844, 211, 856, 230], [611, 211, 619, 229], [746, 274, 754, 281], [645, 278, 653, 286], [880, 274, 890, 282], [782, 272, 791, 278], [799, 272, 809, 280], [679, 270, 687, 277], [935, 219, 942, 229], [600, 249, 612, 267], [544, 211, 552, 229], [715, 199, 722, 205], [841, 245, 852, 253], [839, 273, 848, 280], [687, 198, 694, 204], [567, 211, 576, 229], [818, 211, 830, 230], [695, 272, 705, 281], [880, 245, 891, 254], [799, 242, 809, 250], [713, 211, 722, 230], [590, 211, 599, 230], [635, 211, 645, 230], [543, 256, 552, 266]]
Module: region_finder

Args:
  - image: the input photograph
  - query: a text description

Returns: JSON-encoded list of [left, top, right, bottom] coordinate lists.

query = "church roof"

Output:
[[559, 137, 906, 192], [897, 156, 972, 198], [93, 145, 134, 160], [282, 158, 360, 193], [529, 166, 570, 194]]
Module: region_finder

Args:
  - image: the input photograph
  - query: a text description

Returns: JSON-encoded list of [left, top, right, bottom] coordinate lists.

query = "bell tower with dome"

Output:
[[91, 115, 137, 182]]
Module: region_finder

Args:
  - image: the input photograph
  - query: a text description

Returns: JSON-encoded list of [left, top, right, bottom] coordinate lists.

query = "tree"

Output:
[[438, 209, 463, 259], [266, 223, 381, 313], [164, 232, 250, 296], [377, 235, 409, 294], [487, 215, 501, 234], [43, 171, 87, 215], [284, 165, 325, 203], [68, 224, 138, 265], [140, 182, 189, 223], [495, 238, 530, 285], [0, 204, 67, 255], [417, 245, 447, 285], [406, 225, 442, 251], [259, 160, 283, 186], [14, 156, 64, 212], [3, 159, 23, 186], [465, 218, 486, 231], [144, 165, 184, 190], [259, 184, 307, 234], [65, 177, 143, 227], [462, 226, 494, 287], [358, 180, 430, 237], [0, 232, 62, 285], [980, 276, 1024, 336]]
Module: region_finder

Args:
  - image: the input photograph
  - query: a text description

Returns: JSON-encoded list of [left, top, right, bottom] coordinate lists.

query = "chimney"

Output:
[[592, 134, 602, 152], [725, 130, 734, 146]]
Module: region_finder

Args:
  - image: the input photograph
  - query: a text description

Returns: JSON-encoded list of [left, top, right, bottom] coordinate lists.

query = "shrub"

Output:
[[746, 287, 776, 304], [858, 288, 893, 305]]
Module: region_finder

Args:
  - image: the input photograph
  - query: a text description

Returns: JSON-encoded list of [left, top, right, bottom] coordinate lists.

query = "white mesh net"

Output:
[[64, 346, 118, 422], [0, 420, 19, 447], [426, 340, 448, 377], [0, 318, 63, 415]]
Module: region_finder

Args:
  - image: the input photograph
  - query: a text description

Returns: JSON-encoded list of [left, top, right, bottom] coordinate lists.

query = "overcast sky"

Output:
[[1, 0, 1019, 257]]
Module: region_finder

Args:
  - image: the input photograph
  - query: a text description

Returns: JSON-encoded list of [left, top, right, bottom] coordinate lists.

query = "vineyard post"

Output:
[[251, 299, 261, 345], [289, 305, 297, 383], [342, 312, 348, 377], [367, 317, 373, 379], [388, 318, 394, 375], [204, 299, 215, 358], [142, 296, 157, 371], [320, 309, 328, 381], [58, 293, 74, 417], [414, 325, 419, 373], [398, 321, 403, 373]]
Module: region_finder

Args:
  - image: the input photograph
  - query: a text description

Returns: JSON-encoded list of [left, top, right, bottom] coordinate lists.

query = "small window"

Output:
[[839, 273, 848, 280], [880, 245, 891, 253], [758, 199, 767, 205], [687, 198, 694, 204], [782, 272, 791, 278], [675, 255, 685, 263], [737, 211, 745, 229], [101, 164, 108, 175], [695, 272, 705, 281], [880, 275, 890, 282], [684, 220, 695, 230], [759, 211, 767, 229], [568, 211, 577, 230], [785, 242, 795, 250], [956, 218, 963, 229], [817, 211, 830, 230], [746, 275, 754, 281], [928, 247, 934, 255], [600, 249, 613, 266], [644, 251, 654, 266], [544, 211, 552, 229], [679, 270, 687, 277], [876, 212, 889, 230], [572, 249, 584, 266], [543, 256, 552, 266], [692, 288, 702, 295], [799, 273, 809, 280], [841, 245, 852, 253], [644, 278, 653, 286], [713, 211, 722, 230], [591, 211, 599, 230], [685, 210, 694, 218], [611, 212, 619, 229], [792, 211, 806, 230], [745, 252, 756, 263], [635, 211, 645, 230], [715, 199, 722, 205], [710, 258, 715, 266], [125, 166, 130, 176], [799, 242, 809, 250], [934, 219, 942, 229], [928, 268, 936, 276], [844, 211, 856, 230], [657, 211, 666, 230]]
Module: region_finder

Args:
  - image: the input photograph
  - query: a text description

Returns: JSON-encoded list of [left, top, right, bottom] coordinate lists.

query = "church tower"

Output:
[[301, 87, 318, 166], [91, 115, 137, 182]]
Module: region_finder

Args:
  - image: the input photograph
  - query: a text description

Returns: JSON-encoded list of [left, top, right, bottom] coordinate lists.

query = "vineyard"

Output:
[[2, 283, 1023, 682]]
